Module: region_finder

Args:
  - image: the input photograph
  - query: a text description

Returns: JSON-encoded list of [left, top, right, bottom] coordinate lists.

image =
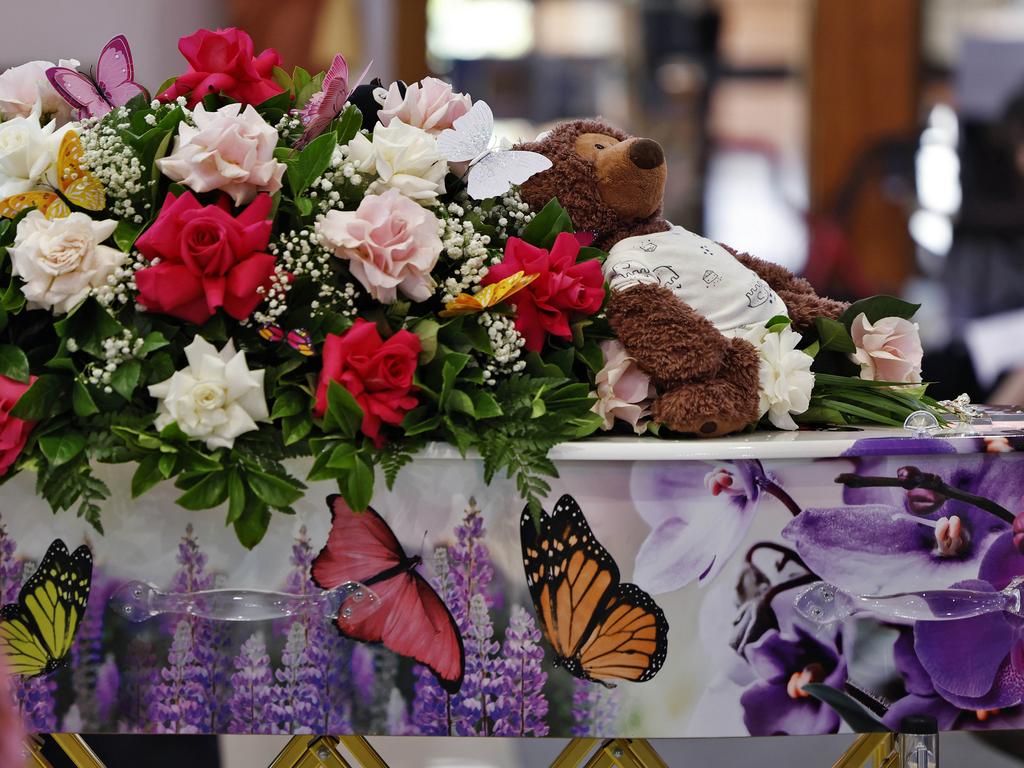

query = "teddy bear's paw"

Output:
[[652, 381, 757, 438]]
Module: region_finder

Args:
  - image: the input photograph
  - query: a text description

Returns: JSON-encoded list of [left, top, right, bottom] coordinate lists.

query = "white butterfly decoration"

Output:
[[437, 101, 552, 200]]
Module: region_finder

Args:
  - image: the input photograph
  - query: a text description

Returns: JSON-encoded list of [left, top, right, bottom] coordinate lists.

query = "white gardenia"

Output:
[[744, 325, 815, 431], [345, 119, 447, 204], [0, 59, 80, 123], [0, 103, 73, 198], [148, 337, 270, 450], [9, 211, 125, 314]]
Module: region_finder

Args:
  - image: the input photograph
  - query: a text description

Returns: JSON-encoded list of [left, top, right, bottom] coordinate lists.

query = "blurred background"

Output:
[[6, 0, 1024, 406]]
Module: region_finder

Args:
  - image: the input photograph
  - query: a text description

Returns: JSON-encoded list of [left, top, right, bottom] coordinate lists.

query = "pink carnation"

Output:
[[317, 188, 442, 304], [377, 77, 471, 134], [850, 313, 924, 384], [591, 340, 656, 433]]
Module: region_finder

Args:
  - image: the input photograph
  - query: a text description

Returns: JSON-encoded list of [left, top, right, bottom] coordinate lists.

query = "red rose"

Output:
[[0, 375, 36, 476], [159, 28, 283, 107], [135, 191, 276, 324], [314, 320, 421, 445], [482, 232, 605, 352]]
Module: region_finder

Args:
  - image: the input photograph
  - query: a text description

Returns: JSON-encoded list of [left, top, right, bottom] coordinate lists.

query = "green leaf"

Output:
[[131, 454, 165, 497], [53, 299, 123, 358], [137, 331, 170, 357], [327, 442, 357, 469], [10, 375, 70, 420], [39, 431, 86, 467], [324, 381, 363, 438], [522, 198, 573, 249], [272, 65, 293, 90], [247, 468, 304, 509], [401, 406, 441, 437], [226, 470, 246, 524], [470, 390, 502, 419], [345, 454, 374, 511], [113, 219, 145, 252], [287, 133, 337, 197], [447, 389, 475, 416], [110, 360, 142, 400], [440, 353, 471, 406], [334, 105, 363, 145], [0, 345, 30, 383], [72, 380, 99, 417], [282, 414, 313, 446], [840, 295, 920, 327], [414, 319, 440, 364], [271, 388, 307, 419], [234, 501, 271, 549], [802, 684, 889, 733], [815, 316, 856, 354], [176, 472, 228, 510]]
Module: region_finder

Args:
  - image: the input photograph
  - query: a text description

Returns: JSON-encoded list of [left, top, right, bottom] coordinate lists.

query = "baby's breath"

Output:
[[478, 311, 526, 385], [79, 328, 145, 392], [78, 108, 150, 223]]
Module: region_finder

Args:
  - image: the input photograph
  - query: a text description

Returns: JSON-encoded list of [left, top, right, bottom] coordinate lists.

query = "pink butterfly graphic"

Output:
[[46, 35, 148, 120], [296, 54, 371, 148]]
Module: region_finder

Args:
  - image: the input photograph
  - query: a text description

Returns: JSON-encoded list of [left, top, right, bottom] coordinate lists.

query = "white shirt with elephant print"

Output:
[[604, 225, 787, 338]]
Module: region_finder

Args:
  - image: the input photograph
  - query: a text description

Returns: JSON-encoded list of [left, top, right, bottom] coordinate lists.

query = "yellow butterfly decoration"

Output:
[[440, 271, 538, 318], [0, 131, 106, 220]]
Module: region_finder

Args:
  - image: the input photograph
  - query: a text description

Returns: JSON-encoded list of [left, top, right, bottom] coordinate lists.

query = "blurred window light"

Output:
[[911, 104, 961, 260], [427, 0, 534, 60], [909, 209, 954, 259], [534, 0, 627, 58], [916, 144, 961, 215]]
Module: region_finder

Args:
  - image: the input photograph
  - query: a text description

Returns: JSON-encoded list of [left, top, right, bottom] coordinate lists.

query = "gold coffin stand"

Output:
[[27, 732, 899, 768]]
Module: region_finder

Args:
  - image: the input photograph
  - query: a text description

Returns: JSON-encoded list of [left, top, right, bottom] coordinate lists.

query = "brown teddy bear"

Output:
[[516, 120, 849, 437]]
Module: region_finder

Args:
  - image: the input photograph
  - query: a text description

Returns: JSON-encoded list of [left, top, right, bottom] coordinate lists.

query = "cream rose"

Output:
[[318, 187, 442, 303], [9, 211, 124, 314], [742, 325, 815, 430], [157, 102, 286, 206], [0, 103, 73, 198], [148, 337, 269, 450], [591, 339, 656, 434], [0, 59, 79, 123], [345, 120, 447, 204], [849, 313, 924, 384], [377, 77, 471, 134]]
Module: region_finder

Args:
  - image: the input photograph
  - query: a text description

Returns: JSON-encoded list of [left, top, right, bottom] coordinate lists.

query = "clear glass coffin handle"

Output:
[[795, 577, 1024, 625], [109, 580, 381, 623]]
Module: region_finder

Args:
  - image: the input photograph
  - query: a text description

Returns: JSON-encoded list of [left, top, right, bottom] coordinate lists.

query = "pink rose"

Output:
[[850, 312, 924, 383], [0, 656, 25, 768], [591, 340, 656, 433], [0, 374, 36, 475], [135, 191, 277, 324], [377, 77, 471, 134], [157, 102, 286, 206], [318, 188, 442, 304], [158, 27, 283, 107]]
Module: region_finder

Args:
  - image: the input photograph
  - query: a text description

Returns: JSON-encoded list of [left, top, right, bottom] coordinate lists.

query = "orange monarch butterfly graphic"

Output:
[[0, 130, 106, 220], [520, 494, 668, 687], [439, 270, 538, 317]]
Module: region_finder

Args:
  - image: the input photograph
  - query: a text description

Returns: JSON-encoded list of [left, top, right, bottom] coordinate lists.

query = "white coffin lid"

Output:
[[416, 422, 1024, 462]]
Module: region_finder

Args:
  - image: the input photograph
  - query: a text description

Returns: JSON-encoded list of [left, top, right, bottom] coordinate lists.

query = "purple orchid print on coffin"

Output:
[[630, 460, 770, 594], [741, 624, 846, 736]]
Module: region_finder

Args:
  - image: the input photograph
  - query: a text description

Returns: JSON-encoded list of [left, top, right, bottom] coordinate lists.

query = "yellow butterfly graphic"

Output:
[[0, 131, 106, 220], [440, 271, 538, 318]]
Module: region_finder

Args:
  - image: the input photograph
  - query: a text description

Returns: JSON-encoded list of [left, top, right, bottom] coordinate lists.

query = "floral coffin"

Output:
[[4, 424, 1024, 737]]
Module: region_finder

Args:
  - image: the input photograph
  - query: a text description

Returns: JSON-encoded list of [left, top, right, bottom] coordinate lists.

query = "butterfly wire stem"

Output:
[[108, 580, 381, 623], [796, 578, 1024, 626]]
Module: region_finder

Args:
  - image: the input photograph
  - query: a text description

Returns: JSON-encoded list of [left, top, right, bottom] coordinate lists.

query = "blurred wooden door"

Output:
[[808, 0, 920, 295]]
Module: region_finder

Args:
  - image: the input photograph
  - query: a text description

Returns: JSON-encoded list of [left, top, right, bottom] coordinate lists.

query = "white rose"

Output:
[[0, 59, 79, 123], [157, 102, 286, 206], [743, 325, 815, 431], [344, 120, 447, 204], [8, 211, 124, 314], [0, 103, 73, 198], [148, 337, 269, 450]]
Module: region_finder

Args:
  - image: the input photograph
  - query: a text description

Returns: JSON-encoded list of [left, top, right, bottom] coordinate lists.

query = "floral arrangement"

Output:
[[0, 28, 939, 546]]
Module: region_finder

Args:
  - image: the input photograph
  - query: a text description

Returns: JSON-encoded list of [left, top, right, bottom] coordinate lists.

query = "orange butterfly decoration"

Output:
[[439, 270, 538, 318], [521, 494, 669, 687], [0, 131, 106, 220]]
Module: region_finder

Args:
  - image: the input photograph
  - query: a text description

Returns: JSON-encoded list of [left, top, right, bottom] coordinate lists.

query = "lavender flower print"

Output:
[[274, 622, 325, 733], [571, 677, 619, 737], [631, 460, 771, 593], [492, 604, 548, 736], [452, 593, 500, 735], [740, 626, 846, 736], [150, 619, 212, 733], [228, 633, 277, 734]]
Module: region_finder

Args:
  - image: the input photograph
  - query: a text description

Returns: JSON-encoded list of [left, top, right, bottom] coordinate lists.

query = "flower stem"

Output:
[[745, 541, 809, 573], [836, 472, 1015, 525], [757, 477, 803, 517]]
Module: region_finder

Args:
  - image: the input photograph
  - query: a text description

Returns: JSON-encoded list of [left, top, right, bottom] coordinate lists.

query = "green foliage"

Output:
[[521, 198, 574, 249]]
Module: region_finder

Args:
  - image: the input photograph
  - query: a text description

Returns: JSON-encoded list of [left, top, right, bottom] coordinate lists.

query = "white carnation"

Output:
[[743, 325, 815, 431], [345, 119, 447, 204], [148, 337, 270, 450], [9, 210, 124, 314]]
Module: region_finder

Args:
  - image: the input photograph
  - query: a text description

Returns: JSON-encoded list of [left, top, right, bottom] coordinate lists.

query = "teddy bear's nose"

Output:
[[629, 139, 664, 170]]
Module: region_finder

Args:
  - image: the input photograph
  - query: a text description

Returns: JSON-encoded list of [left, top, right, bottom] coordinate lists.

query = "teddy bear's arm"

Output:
[[606, 283, 733, 386], [722, 245, 849, 328]]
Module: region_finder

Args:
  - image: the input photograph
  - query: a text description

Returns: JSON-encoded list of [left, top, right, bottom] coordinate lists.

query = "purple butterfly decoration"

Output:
[[296, 54, 371, 148], [46, 35, 148, 120]]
